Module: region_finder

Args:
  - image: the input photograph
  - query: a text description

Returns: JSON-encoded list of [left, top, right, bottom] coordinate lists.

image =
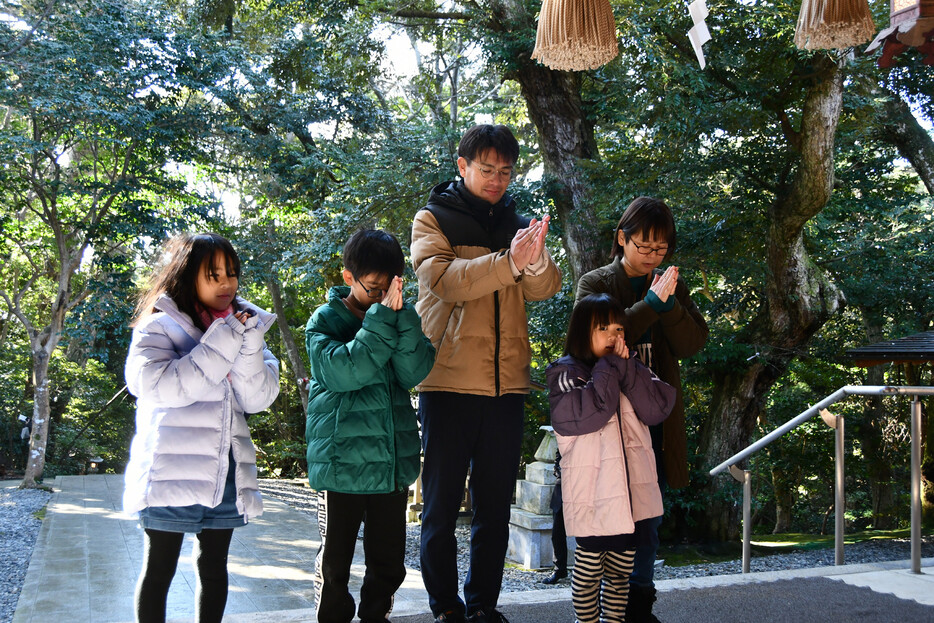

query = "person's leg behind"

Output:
[[463, 393, 524, 617], [135, 529, 184, 623], [570, 547, 604, 623], [553, 505, 568, 573], [419, 391, 476, 620], [315, 490, 366, 623], [542, 491, 568, 584], [628, 512, 663, 622], [629, 514, 661, 587], [600, 549, 635, 623], [357, 488, 409, 623], [193, 528, 234, 623]]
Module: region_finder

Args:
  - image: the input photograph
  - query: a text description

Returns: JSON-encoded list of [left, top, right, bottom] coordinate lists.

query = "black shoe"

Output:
[[435, 610, 467, 623], [467, 608, 510, 623], [540, 567, 567, 584]]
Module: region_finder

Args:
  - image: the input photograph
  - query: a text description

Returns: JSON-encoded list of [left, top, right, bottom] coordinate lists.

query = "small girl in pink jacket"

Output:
[[546, 293, 675, 623]]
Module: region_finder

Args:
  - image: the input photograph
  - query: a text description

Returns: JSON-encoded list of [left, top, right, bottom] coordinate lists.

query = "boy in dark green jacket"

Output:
[[305, 229, 436, 623]]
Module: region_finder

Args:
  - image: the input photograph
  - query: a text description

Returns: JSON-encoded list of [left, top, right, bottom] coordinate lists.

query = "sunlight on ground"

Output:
[[752, 540, 804, 548], [250, 536, 318, 549], [51, 501, 126, 520], [227, 562, 316, 582]]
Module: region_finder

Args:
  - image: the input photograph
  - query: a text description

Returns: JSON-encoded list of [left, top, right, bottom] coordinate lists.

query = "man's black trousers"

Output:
[[418, 391, 525, 618]]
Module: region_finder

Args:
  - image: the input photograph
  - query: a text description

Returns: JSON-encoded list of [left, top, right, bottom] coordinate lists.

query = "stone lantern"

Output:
[[506, 427, 564, 570]]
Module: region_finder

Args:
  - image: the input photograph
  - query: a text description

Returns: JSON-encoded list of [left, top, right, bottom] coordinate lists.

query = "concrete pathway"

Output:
[[10, 475, 424, 623], [10, 475, 934, 623]]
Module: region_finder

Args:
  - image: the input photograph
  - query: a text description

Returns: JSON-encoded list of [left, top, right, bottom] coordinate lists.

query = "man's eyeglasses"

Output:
[[468, 160, 514, 182], [629, 240, 669, 257]]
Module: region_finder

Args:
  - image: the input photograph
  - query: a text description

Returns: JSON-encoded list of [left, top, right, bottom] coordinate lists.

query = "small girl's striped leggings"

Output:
[[571, 547, 635, 623]]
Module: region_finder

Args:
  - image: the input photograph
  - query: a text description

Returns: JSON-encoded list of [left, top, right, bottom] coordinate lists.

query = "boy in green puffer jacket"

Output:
[[305, 229, 436, 623]]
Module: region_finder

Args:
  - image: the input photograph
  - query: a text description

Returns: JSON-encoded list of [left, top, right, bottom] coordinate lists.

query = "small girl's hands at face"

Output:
[[613, 338, 629, 359], [234, 310, 253, 325]]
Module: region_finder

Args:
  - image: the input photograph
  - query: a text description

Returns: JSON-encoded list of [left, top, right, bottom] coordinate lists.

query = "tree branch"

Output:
[[388, 10, 471, 21], [875, 86, 934, 195], [0, 0, 58, 58], [0, 289, 37, 338]]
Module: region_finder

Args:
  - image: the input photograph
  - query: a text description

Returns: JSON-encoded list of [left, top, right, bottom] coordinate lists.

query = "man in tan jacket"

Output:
[[411, 124, 561, 623]]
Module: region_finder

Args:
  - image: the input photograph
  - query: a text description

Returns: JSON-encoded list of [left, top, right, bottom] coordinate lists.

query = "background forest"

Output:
[[0, 0, 931, 543]]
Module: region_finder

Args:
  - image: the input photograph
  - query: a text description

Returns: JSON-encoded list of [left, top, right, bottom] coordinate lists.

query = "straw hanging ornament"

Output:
[[794, 0, 876, 49], [531, 0, 619, 71]]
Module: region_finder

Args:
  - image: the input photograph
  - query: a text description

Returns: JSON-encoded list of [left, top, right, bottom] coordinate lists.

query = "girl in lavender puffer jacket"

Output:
[[546, 294, 675, 623], [123, 233, 279, 623]]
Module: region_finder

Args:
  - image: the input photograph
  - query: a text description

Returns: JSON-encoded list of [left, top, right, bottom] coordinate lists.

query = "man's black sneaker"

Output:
[[435, 610, 467, 623], [467, 609, 510, 623]]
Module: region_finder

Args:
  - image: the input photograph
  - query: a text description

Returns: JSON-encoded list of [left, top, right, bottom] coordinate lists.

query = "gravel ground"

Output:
[[257, 479, 934, 591], [0, 484, 52, 623]]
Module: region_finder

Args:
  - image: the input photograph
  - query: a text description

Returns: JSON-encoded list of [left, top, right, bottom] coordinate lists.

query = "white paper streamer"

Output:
[[687, 0, 712, 69]]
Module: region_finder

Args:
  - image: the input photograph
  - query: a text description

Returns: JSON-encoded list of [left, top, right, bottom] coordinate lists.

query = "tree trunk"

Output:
[[698, 55, 847, 540], [19, 236, 80, 488], [877, 88, 934, 195], [266, 274, 309, 412], [854, 309, 898, 529], [771, 462, 796, 534], [22, 336, 57, 487], [769, 437, 801, 534], [514, 65, 605, 283], [701, 362, 784, 538], [488, 0, 606, 284]]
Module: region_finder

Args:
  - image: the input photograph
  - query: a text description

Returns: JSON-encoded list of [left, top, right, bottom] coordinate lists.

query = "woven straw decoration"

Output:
[[531, 0, 619, 71], [794, 0, 876, 49]]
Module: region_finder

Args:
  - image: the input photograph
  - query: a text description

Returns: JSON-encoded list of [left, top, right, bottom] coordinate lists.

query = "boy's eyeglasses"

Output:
[[468, 159, 514, 182], [360, 284, 387, 299], [629, 240, 669, 256]]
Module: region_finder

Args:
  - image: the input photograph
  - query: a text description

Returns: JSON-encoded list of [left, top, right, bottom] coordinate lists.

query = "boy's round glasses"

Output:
[[468, 160, 514, 182], [629, 240, 669, 256]]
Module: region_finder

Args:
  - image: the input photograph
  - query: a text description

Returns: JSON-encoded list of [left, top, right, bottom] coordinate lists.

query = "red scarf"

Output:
[[197, 304, 233, 330]]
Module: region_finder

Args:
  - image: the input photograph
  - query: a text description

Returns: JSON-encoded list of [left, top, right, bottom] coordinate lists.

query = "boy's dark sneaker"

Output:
[[435, 610, 466, 623], [466, 609, 510, 623]]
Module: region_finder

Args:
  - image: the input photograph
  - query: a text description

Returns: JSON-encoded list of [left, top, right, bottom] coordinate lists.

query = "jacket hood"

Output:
[[328, 285, 351, 304], [321, 286, 358, 330]]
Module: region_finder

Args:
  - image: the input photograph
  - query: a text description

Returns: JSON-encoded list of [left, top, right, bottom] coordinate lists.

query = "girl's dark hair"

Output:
[[342, 229, 405, 279], [610, 196, 677, 260], [457, 124, 520, 165], [132, 233, 241, 330], [564, 293, 631, 364]]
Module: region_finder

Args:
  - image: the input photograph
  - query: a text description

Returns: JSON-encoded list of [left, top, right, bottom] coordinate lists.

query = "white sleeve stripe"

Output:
[[559, 370, 571, 393]]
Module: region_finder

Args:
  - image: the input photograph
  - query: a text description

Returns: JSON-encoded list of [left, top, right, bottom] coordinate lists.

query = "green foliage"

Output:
[[0, 339, 30, 472], [43, 353, 135, 477]]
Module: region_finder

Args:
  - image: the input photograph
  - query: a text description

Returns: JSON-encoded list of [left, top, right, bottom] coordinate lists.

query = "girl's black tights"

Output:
[[135, 528, 234, 623]]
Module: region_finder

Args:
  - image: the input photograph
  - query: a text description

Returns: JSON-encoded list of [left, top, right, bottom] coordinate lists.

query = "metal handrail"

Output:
[[709, 385, 934, 574]]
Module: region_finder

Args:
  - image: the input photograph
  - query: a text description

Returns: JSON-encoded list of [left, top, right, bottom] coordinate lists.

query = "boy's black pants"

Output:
[[314, 488, 408, 623]]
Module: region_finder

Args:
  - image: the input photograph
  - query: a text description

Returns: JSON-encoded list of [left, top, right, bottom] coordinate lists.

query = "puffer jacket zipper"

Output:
[[214, 379, 233, 507], [616, 406, 635, 514], [387, 369, 397, 490], [494, 291, 501, 396]]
